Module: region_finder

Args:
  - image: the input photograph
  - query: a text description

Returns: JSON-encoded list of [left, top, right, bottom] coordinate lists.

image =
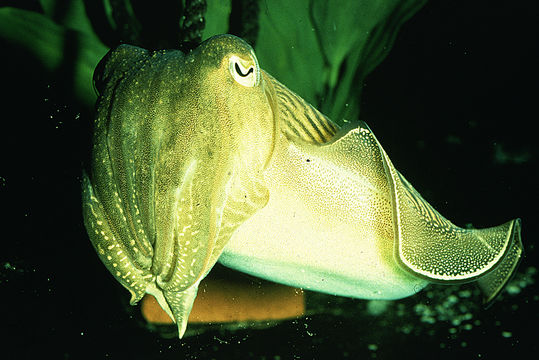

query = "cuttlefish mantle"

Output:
[[82, 34, 523, 338], [221, 121, 522, 303]]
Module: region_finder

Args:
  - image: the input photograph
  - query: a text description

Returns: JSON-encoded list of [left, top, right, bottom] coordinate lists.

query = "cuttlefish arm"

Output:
[[221, 76, 522, 305]]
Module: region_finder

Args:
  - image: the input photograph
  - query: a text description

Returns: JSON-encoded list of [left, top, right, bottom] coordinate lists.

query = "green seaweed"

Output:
[[0, 0, 426, 121], [0, 6, 107, 110]]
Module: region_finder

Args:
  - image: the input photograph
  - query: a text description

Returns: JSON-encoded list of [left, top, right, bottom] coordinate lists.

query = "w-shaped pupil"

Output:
[[235, 62, 253, 77]]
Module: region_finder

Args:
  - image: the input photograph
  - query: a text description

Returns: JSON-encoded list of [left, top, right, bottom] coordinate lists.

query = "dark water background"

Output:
[[1, 1, 537, 359]]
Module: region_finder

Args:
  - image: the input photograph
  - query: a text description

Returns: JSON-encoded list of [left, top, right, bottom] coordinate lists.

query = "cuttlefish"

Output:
[[82, 34, 522, 338]]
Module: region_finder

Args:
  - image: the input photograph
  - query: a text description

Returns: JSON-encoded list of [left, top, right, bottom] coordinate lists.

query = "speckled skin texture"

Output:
[[82, 35, 522, 338]]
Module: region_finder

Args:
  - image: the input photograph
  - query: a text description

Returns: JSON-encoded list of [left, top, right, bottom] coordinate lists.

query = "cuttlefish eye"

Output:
[[229, 54, 260, 87]]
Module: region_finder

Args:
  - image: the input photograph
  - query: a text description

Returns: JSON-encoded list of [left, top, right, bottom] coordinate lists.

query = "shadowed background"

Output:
[[0, 0, 537, 358]]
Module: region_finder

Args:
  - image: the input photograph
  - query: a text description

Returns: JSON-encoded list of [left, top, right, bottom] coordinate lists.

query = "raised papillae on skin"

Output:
[[82, 34, 522, 338]]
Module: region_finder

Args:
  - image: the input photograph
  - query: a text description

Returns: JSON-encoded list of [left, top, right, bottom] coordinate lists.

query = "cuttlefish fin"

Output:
[[291, 121, 522, 304], [476, 219, 522, 305], [362, 121, 523, 303]]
